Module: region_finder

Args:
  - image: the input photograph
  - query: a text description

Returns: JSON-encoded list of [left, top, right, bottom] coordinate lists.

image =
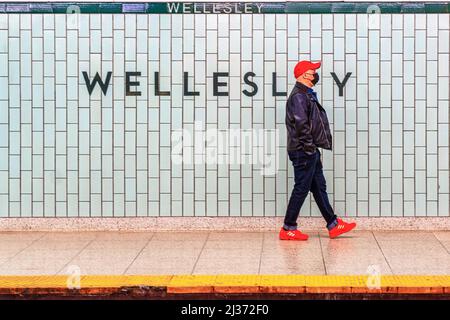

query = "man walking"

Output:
[[280, 60, 356, 241]]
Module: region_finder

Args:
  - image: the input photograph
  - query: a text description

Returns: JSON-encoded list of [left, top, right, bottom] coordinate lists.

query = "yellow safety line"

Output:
[[0, 275, 449, 294]]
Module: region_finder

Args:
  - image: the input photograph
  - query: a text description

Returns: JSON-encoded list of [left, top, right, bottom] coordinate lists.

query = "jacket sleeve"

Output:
[[291, 93, 316, 155]]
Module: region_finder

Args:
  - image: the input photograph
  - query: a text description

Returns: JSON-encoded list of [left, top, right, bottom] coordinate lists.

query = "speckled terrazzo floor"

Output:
[[0, 230, 448, 276]]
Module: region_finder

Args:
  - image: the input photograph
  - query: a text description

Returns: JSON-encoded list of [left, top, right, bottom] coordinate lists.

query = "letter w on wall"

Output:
[[82, 71, 112, 95]]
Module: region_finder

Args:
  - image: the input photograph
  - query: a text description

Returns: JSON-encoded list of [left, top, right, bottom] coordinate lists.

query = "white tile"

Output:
[[0, 13, 448, 218]]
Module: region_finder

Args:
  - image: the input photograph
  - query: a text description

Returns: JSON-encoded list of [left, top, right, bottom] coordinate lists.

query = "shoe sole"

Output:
[[329, 224, 356, 239], [279, 236, 308, 241]]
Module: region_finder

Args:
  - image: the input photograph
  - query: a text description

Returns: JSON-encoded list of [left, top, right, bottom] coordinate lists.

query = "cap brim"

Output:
[[310, 61, 321, 69]]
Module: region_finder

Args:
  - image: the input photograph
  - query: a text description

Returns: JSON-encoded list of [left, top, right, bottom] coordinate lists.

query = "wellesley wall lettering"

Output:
[[82, 71, 352, 97], [167, 2, 262, 14]]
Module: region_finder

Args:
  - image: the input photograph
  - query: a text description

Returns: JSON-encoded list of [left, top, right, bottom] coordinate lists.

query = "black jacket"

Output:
[[285, 81, 333, 155]]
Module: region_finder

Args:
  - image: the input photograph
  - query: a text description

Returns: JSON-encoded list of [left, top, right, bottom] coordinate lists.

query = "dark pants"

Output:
[[284, 148, 338, 231]]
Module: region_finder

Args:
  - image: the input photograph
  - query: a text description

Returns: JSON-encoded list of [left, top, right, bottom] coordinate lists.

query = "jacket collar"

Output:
[[294, 81, 311, 93], [295, 81, 320, 103]]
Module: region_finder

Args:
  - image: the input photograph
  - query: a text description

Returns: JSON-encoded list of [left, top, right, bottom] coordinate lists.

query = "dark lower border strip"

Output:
[[0, 2, 448, 14]]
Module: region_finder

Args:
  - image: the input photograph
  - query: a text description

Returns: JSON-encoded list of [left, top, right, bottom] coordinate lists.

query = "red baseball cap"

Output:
[[293, 60, 321, 79]]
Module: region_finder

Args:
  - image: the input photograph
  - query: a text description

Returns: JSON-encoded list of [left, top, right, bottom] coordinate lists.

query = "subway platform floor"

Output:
[[0, 230, 449, 275], [0, 230, 449, 298]]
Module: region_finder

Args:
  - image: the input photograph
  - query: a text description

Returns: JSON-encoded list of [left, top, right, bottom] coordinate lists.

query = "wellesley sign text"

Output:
[[166, 2, 262, 13], [82, 71, 352, 97]]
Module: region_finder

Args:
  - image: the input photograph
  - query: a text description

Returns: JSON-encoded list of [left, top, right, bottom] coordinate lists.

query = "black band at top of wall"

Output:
[[0, 2, 449, 14]]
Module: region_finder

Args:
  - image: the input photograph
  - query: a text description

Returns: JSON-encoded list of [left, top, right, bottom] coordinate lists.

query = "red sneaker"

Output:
[[279, 228, 309, 241], [329, 218, 356, 239]]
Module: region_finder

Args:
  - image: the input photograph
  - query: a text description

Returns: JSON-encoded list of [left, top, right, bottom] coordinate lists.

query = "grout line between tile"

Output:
[[257, 231, 265, 274], [0, 232, 48, 268], [371, 231, 394, 275], [190, 231, 210, 275], [122, 232, 156, 275], [431, 231, 450, 255], [318, 232, 328, 275], [55, 233, 101, 275]]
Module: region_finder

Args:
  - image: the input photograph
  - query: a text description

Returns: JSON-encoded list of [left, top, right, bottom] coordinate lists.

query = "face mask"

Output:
[[311, 73, 320, 85]]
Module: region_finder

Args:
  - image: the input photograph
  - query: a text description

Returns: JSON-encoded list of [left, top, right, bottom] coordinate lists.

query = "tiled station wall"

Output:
[[0, 12, 449, 217]]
